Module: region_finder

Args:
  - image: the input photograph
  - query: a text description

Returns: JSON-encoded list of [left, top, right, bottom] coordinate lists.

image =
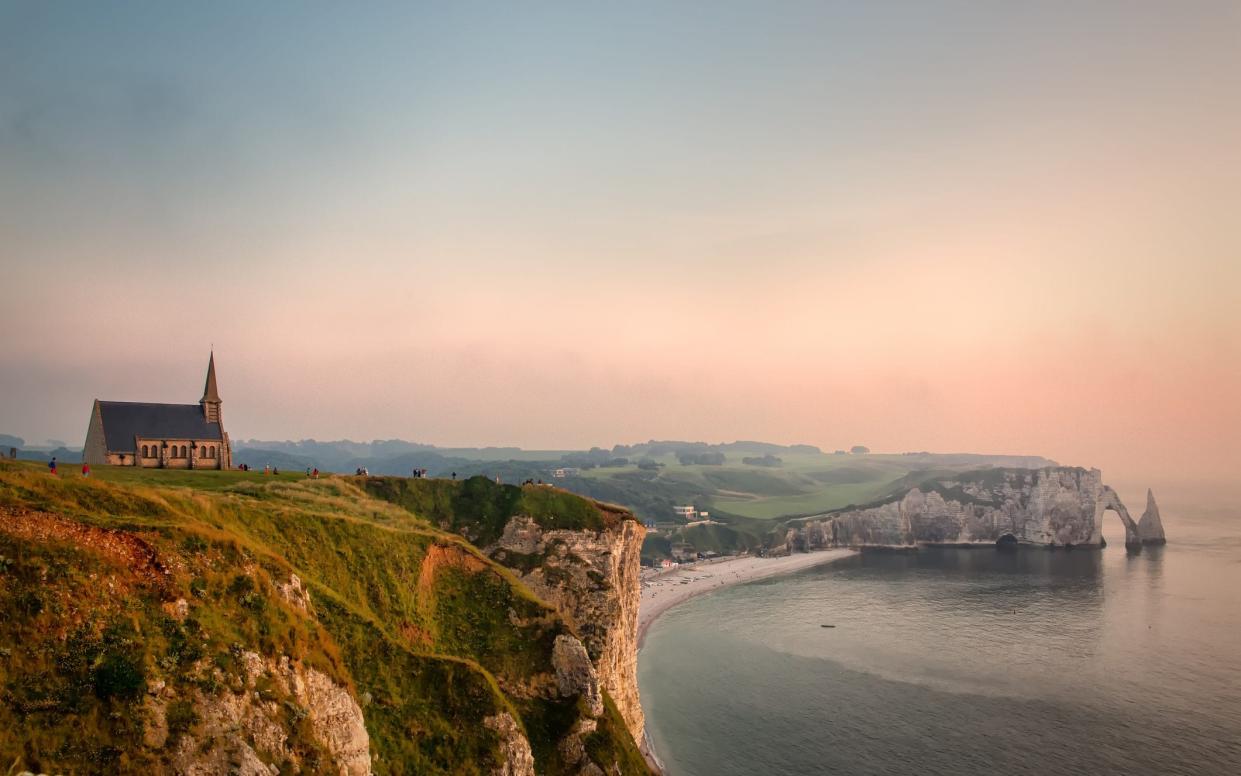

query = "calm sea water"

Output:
[[638, 493, 1241, 776]]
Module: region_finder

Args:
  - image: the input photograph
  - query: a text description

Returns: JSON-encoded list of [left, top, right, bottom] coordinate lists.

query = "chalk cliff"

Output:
[[784, 467, 1166, 550], [490, 511, 647, 744]]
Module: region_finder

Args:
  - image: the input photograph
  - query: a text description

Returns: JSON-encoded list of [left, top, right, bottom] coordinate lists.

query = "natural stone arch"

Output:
[[1101, 486, 1141, 547]]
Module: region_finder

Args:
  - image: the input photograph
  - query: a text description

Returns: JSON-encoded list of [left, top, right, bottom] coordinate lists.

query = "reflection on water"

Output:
[[639, 500, 1241, 776]]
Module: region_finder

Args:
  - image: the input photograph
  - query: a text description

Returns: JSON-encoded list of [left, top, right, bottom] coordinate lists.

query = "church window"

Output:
[[141, 445, 148, 457], [180, 445, 188, 458]]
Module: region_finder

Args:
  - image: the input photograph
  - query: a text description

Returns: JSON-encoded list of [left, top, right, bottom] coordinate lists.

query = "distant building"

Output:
[[673, 505, 697, 520], [671, 542, 696, 561], [83, 353, 232, 469], [553, 467, 580, 479]]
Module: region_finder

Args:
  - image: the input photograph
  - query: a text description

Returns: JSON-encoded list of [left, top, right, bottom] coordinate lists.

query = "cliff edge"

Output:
[[365, 477, 647, 745]]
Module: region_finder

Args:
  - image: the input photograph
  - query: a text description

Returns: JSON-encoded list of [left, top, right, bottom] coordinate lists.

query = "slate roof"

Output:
[[98, 401, 223, 452]]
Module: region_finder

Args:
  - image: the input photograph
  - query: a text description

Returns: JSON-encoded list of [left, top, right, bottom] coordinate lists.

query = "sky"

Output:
[[1, 1, 1239, 484]]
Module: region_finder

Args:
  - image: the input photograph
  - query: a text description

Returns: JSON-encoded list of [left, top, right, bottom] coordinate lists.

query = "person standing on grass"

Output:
[[48, 457, 57, 475], [82, 462, 90, 478]]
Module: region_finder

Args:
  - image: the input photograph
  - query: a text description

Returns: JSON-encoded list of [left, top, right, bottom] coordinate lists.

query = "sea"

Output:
[[637, 488, 1241, 775]]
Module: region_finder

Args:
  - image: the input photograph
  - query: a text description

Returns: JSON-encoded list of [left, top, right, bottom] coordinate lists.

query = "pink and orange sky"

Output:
[[1, 1, 1238, 484]]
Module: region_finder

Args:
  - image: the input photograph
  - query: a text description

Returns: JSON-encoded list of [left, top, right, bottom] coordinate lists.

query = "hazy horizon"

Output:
[[3, 1, 1239, 485]]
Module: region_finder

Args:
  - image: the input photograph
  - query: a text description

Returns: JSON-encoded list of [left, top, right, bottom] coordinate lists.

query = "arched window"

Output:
[[141, 445, 148, 458], [180, 445, 188, 458], [209, 446, 216, 458]]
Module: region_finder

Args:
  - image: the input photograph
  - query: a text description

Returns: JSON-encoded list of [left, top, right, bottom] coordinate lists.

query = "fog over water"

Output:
[[638, 489, 1241, 775]]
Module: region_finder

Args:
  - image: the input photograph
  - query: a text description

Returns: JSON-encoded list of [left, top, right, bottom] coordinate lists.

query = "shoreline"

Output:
[[635, 548, 857, 773], [637, 548, 856, 648]]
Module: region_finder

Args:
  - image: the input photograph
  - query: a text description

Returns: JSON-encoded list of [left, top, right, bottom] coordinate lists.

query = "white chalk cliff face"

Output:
[[489, 514, 647, 744], [786, 468, 1166, 550]]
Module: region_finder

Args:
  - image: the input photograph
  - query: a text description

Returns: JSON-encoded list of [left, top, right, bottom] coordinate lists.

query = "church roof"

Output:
[[97, 401, 223, 452]]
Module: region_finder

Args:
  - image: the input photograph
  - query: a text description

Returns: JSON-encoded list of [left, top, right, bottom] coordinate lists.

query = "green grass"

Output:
[[571, 452, 1059, 522], [0, 459, 648, 775], [363, 475, 619, 546], [710, 479, 902, 519], [62, 463, 313, 490]]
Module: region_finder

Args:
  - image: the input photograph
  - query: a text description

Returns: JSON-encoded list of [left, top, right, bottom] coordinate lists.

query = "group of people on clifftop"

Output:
[[46, 457, 90, 478]]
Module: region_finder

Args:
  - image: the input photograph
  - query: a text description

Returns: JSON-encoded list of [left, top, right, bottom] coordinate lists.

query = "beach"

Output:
[[638, 549, 856, 648]]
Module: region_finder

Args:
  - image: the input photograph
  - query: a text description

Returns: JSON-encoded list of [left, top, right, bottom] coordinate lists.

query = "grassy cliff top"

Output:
[[363, 474, 634, 546], [0, 460, 645, 774]]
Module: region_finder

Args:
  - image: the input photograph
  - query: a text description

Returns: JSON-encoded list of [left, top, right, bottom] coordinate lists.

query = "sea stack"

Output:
[[1138, 489, 1168, 545]]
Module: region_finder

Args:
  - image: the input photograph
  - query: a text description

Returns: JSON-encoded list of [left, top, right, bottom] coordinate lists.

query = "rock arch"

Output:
[[1101, 486, 1143, 547]]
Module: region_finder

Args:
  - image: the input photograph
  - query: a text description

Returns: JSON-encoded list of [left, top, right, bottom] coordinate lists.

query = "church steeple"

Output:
[[201, 351, 222, 422]]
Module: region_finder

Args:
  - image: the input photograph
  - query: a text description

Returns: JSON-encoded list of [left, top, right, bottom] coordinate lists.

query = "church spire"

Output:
[[201, 350, 220, 409]]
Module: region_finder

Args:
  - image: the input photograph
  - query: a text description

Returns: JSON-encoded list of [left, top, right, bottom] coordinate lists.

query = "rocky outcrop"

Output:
[[484, 713, 536, 776], [552, 634, 604, 718], [156, 652, 370, 775], [489, 513, 646, 743], [1138, 489, 1167, 545], [277, 572, 313, 614], [785, 468, 1165, 550]]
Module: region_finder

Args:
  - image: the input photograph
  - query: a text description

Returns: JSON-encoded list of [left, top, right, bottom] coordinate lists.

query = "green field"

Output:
[[570, 451, 1053, 523]]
